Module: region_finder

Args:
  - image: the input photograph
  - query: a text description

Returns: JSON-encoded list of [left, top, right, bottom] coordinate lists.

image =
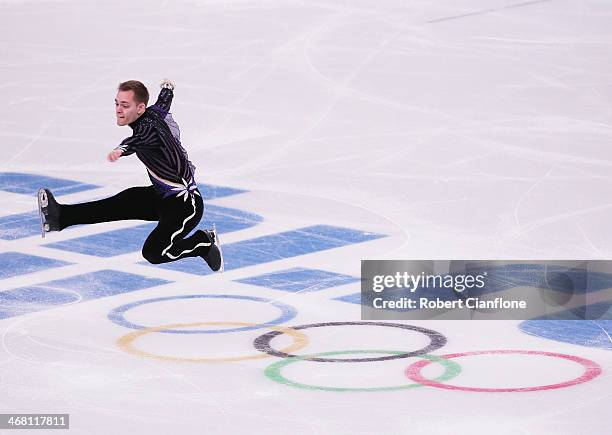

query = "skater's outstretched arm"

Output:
[[151, 79, 175, 117]]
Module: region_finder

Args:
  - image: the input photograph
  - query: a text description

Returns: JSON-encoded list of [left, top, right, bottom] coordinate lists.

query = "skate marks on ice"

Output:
[[0, 172, 98, 197], [0, 270, 169, 320], [0, 251, 71, 280], [235, 267, 359, 293], [520, 320, 612, 350]]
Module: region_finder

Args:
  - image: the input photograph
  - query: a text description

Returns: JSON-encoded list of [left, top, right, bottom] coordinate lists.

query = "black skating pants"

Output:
[[58, 186, 211, 264]]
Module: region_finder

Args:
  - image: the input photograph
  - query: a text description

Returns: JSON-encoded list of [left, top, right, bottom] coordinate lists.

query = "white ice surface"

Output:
[[1, 0, 612, 434]]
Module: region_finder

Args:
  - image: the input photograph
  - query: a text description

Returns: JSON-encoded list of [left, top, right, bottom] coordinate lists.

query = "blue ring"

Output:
[[108, 294, 297, 334]]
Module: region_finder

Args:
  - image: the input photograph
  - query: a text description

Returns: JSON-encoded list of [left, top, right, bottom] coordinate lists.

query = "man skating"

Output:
[[38, 79, 223, 272]]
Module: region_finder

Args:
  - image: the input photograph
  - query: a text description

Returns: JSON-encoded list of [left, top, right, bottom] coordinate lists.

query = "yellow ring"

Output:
[[117, 321, 309, 363]]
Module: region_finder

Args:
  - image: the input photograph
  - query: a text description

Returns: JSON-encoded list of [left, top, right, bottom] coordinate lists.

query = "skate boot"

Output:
[[37, 188, 61, 238], [199, 223, 224, 272]]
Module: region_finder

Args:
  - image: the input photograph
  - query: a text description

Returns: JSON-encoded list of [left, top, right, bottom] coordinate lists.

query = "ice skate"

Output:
[[37, 188, 61, 238], [200, 223, 224, 272]]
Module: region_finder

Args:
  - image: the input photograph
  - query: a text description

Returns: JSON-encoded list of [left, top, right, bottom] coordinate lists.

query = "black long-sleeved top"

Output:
[[116, 87, 197, 198]]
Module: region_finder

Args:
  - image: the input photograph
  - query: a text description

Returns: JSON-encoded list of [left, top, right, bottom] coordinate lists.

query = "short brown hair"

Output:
[[118, 80, 149, 106]]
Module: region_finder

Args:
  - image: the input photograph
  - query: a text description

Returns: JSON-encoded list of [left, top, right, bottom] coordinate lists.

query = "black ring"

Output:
[[253, 321, 447, 362]]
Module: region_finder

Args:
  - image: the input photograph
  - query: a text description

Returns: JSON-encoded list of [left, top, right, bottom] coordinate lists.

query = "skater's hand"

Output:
[[107, 149, 123, 162], [160, 78, 175, 90]]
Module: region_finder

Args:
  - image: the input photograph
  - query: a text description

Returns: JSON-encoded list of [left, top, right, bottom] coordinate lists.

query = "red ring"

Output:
[[405, 350, 602, 392]]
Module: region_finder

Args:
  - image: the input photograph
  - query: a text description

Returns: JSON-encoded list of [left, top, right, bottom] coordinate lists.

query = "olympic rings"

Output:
[[108, 294, 297, 334], [108, 297, 603, 393], [118, 322, 309, 363], [265, 350, 462, 392], [253, 321, 447, 362], [405, 350, 602, 392]]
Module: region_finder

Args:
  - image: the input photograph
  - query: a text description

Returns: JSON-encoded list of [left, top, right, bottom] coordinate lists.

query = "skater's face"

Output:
[[115, 90, 145, 126]]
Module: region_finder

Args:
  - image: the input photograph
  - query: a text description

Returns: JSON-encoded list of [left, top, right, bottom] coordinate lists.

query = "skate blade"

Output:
[[213, 222, 224, 273], [37, 188, 47, 239]]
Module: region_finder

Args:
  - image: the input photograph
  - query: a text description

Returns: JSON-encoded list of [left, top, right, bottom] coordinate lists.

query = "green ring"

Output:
[[264, 350, 461, 392]]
